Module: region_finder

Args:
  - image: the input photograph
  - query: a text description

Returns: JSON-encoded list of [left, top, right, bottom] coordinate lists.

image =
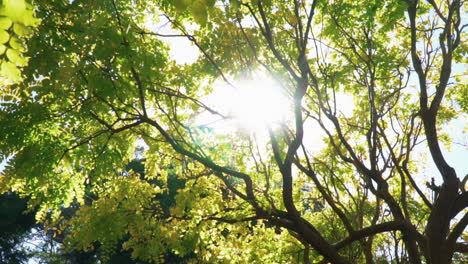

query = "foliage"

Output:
[[0, 159, 187, 264], [0, 193, 36, 264], [0, 0, 467, 264], [0, 0, 39, 85]]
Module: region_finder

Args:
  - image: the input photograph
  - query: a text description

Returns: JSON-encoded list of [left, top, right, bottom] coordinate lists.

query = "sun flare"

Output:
[[229, 78, 290, 130], [195, 74, 291, 133]]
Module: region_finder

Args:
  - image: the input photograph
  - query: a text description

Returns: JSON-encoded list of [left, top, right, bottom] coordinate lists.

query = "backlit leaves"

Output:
[[0, 0, 466, 263], [0, 0, 39, 84], [65, 176, 163, 260]]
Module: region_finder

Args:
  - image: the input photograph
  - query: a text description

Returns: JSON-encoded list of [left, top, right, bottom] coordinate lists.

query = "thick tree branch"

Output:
[[334, 220, 423, 250]]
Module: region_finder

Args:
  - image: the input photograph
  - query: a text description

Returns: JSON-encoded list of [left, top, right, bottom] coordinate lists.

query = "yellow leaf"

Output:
[[0, 0, 38, 25], [1, 61, 21, 81], [9, 36, 24, 51], [6, 49, 27, 66], [0, 17, 12, 29], [0, 0, 26, 22], [13, 23, 31, 36], [0, 29, 9, 44]]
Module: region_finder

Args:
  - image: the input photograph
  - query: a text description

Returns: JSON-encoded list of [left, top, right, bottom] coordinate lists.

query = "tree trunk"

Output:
[[425, 173, 459, 264]]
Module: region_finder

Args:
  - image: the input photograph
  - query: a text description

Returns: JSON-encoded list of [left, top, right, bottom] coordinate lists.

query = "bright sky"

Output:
[[144, 15, 199, 64]]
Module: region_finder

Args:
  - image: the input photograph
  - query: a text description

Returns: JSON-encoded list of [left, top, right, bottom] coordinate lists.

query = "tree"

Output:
[[0, 159, 188, 264], [0, 193, 37, 264], [0, 0, 466, 263]]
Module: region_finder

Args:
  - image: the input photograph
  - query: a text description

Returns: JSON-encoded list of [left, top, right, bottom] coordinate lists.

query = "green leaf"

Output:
[[0, 17, 12, 29], [191, 0, 207, 25], [89, 75, 115, 98], [0, 0, 39, 26], [0, 0, 27, 23], [9, 36, 24, 52], [1, 61, 21, 81], [6, 48, 27, 66], [230, 0, 241, 10], [205, 0, 216, 7], [0, 44, 5, 55], [174, 0, 192, 12], [0, 29, 9, 43], [13, 23, 32, 36]]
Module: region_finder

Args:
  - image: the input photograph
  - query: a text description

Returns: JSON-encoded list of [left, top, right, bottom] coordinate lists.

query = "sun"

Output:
[[230, 78, 290, 131], [202, 75, 291, 133]]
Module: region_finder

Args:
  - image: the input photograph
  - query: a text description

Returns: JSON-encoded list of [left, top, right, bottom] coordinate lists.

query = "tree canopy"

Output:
[[0, 0, 467, 263], [0, 192, 37, 264]]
